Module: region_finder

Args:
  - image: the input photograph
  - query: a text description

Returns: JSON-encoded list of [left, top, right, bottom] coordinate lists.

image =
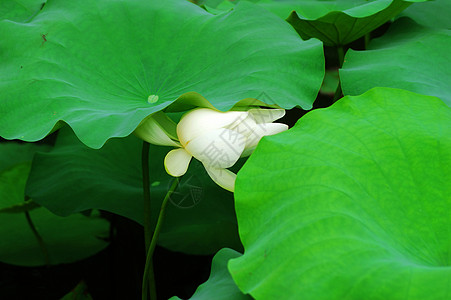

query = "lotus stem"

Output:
[[142, 177, 180, 300], [25, 210, 50, 266]]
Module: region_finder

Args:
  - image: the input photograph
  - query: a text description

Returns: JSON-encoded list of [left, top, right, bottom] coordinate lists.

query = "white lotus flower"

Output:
[[135, 108, 288, 192]]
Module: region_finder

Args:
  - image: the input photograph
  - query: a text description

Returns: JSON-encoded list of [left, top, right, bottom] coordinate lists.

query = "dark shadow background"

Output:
[[0, 214, 212, 300]]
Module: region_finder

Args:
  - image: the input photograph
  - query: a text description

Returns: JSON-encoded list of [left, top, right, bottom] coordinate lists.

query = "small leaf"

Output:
[[169, 248, 250, 300], [60, 281, 93, 300]]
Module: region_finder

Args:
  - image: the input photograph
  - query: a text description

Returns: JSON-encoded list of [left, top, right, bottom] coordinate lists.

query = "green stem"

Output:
[[142, 141, 151, 250], [337, 46, 345, 68], [25, 211, 50, 266], [142, 178, 180, 300], [141, 141, 153, 300], [333, 81, 343, 103], [364, 33, 370, 50], [333, 46, 345, 102]]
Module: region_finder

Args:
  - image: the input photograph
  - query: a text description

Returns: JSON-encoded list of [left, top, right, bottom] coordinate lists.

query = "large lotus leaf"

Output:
[[285, 0, 425, 46], [25, 128, 242, 255], [400, 0, 451, 29], [203, 0, 425, 46], [0, 142, 109, 266], [0, 162, 40, 213], [0, 143, 48, 212], [0, 208, 109, 266], [170, 248, 250, 300], [341, 18, 451, 107], [229, 87, 451, 299], [0, 0, 45, 22], [0, 0, 324, 149], [0, 143, 48, 172]]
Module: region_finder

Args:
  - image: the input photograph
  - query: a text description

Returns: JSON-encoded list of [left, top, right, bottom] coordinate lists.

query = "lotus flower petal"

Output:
[[229, 115, 258, 139], [249, 108, 286, 124], [164, 148, 192, 177], [134, 115, 180, 147], [241, 123, 289, 157], [203, 164, 237, 192], [177, 108, 247, 146], [185, 128, 246, 168]]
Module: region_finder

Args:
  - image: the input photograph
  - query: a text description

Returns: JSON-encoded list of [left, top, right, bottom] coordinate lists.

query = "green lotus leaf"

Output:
[[203, 0, 427, 46], [0, 208, 109, 266], [0, 143, 49, 212], [0, 0, 46, 22], [60, 281, 93, 300], [26, 127, 242, 255], [0, 163, 34, 212], [341, 18, 451, 106], [0, 143, 49, 173], [0, 142, 109, 266], [229, 87, 451, 299], [170, 248, 250, 300], [400, 0, 451, 29], [0, 0, 324, 149], [286, 0, 425, 46]]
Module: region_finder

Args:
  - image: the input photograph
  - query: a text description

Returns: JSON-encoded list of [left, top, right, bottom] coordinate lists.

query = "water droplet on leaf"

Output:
[[148, 94, 159, 104]]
